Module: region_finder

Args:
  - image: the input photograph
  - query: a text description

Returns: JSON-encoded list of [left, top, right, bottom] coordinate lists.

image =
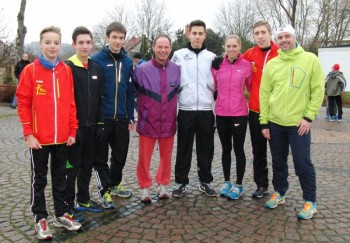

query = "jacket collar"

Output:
[[151, 57, 169, 69]]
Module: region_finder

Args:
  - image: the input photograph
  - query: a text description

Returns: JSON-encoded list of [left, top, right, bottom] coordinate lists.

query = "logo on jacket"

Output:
[[170, 82, 176, 87], [184, 54, 192, 60], [252, 62, 257, 73], [36, 84, 47, 95]]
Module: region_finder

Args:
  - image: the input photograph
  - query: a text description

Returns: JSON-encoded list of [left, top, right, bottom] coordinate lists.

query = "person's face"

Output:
[[152, 37, 171, 65], [277, 32, 296, 51], [225, 38, 241, 60], [253, 25, 272, 49], [189, 26, 206, 49], [40, 32, 61, 62], [73, 34, 93, 60], [22, 53, 29, 60], [105, 31, 125, 53]]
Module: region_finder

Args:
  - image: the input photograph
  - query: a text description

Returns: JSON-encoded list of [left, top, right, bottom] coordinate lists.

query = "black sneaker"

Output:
[[199, 182, 217, 197], [172, 184, 187, 198], [252, 187, 268, 198], [67, 208, 85, 222]]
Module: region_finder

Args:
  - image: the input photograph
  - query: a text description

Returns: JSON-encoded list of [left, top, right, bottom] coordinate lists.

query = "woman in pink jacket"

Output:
[[211, 35, 252, 200]]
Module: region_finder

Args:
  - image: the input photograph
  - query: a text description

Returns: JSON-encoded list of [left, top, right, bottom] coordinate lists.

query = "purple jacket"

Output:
[[133, 58, 180, 138], [212, 53, 252, 117]]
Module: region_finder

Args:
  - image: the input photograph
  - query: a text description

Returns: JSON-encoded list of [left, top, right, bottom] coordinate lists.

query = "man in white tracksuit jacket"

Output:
[[171, 19, 216, 198]]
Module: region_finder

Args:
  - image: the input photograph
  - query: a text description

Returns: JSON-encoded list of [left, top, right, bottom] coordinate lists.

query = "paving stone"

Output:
[[1, 105, 350, 242]]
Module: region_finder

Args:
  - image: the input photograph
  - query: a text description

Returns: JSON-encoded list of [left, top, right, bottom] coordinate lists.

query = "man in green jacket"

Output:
[[259, 24, 324, 220]]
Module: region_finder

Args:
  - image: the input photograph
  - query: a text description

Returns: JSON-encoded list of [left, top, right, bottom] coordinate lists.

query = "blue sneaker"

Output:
[[265, 192, 285, 209], [227, 185, 244, 200], [101, 192, 115, 209], [219, 182, 232, 197], [67, 208, 85, 222], [76, 200, 104, 212], [297, 201, 317, 219]]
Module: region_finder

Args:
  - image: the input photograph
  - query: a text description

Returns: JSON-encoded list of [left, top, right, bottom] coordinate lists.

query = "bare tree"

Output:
[[213, 0, 256, 42], [92, 3, 137, 49], [15, 0, 26, 61], [135, 0, 172, 40]]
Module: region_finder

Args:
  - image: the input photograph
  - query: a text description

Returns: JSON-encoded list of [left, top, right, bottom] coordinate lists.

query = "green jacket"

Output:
[[259, 46, 325, 127]]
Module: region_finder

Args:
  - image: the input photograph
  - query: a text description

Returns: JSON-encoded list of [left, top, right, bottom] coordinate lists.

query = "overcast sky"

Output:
[[2, 0, 220, 44]]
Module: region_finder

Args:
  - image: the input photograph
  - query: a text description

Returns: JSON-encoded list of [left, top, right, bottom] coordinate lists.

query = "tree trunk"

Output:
[[15, 0, 27, 61]]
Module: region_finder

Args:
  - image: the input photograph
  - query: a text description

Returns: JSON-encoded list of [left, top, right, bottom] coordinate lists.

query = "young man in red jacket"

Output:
[[16, 26, 81, 240], [243, 20, 279, 198]]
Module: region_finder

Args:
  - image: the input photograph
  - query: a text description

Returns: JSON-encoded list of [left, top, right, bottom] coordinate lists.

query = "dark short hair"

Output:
[[72, 26, 93, 43], [189, 20, 206, 31], [133, 52, 142, 59], [106, 21, 127, 37]]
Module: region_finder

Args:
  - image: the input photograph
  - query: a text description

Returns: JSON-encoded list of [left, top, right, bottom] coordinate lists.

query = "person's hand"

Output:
[[262, 129, 271, 140], [25, 135, 42, 149], [67, 136, 76, 146], [96, 125, 104, 142], [212, 56, 224, 70], [297, 119, 311, 136], [128, 123, 135, 131]]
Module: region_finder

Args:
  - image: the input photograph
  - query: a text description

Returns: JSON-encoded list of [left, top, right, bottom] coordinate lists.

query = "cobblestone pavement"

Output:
[[1, 104, 350, 242]]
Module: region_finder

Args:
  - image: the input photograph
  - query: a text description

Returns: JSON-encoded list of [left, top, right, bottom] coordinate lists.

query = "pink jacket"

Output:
[[211, 53, 252, 117]]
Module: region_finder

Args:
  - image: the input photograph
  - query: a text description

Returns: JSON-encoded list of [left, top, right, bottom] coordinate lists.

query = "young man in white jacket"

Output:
[[171, 20, 216, 197]]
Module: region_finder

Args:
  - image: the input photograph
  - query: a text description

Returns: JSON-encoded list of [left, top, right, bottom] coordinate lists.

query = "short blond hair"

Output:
[[40, 26, 61, 42], [253, 20, 272, 33]]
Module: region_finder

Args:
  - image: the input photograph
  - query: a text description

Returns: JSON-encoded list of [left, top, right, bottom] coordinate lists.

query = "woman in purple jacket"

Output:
[[211, 35, 252, 200]]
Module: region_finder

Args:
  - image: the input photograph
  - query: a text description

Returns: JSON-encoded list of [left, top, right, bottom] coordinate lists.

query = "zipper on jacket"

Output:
[[34, 111, 38, 134], [262, 50, 271, 73], [114, 61, 121, 119], [87, 68, 91, 126], [196, 54, 199, 110], [52, 69, 58, 144]]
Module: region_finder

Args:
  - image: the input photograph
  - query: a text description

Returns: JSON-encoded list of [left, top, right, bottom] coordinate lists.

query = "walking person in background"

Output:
[[325, 64, 347, 122], [92, 21, 135, 209], [16, 26, 81, 240], [64, 26, 105, 222], [11, 53, 31, 108], [211, 35, 252, 200], [133, 35, 180, 203], [243, 20, 279, 198], [171, 20, 217, 198], [260, 24, 324, 220]]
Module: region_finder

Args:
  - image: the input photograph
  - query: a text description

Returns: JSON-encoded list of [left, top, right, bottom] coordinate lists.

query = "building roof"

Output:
[[124, 36, 143, 52]]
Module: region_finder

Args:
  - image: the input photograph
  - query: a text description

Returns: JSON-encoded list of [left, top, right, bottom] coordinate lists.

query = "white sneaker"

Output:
[[35, 218, 53, 240], [157, 185, 169, 199], [140, 188, 151, 203], [53, 213, 82, 231]]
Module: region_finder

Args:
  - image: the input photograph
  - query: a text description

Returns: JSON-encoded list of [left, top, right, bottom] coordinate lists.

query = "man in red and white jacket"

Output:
[[243, 20, 279, 198]]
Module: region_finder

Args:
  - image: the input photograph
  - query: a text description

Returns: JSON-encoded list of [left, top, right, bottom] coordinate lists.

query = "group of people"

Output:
[[16, 19, 326, 240]]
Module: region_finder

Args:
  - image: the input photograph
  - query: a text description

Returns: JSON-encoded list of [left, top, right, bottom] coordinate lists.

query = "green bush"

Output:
[[343, 91, 350, 106], [2, 75, 16, 84]]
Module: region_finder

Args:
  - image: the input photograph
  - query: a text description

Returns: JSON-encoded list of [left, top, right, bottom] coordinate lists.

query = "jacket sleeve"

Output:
[[245, 66, 252, 93], [97, 69, 104, 125], [211, 68, 218, 90], [67, 67, 78, 137], [303, 58, 325, 121], [16, 65, 34, 136], [259, 66, 272, 126], [338, 73, 347, 91], [14, 62, 21, 79], [127, 67, 135, 123]]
